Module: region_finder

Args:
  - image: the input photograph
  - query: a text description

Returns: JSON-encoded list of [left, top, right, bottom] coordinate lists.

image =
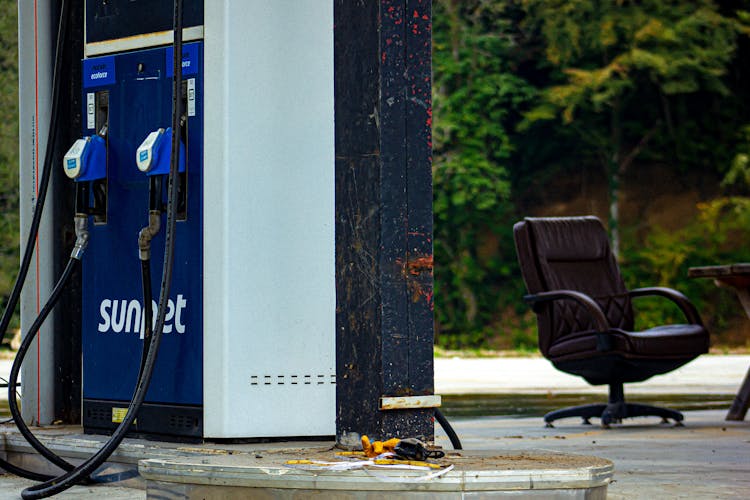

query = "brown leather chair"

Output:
[[513, 216, 709, 427]]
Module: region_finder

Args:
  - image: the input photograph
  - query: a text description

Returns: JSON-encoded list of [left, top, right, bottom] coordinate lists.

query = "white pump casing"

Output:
[[202, 1, 336, 438]]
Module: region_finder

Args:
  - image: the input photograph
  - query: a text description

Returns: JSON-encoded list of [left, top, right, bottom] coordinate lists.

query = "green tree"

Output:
[[432, 0, 535, 344], [522, 0, 746, 256], [0, 0, 19, 336]]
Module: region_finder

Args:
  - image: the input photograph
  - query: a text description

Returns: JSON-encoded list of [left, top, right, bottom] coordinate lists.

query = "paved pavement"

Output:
[[435, 354, 750, 395], [0, 476, 144, 500], [434, 409, 750, 499], [1, 354, 749, 498], [2, 408, 747, 499]]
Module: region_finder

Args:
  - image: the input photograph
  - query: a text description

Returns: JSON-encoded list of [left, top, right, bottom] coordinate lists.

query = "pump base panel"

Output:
[[83, 400, 202, 441]]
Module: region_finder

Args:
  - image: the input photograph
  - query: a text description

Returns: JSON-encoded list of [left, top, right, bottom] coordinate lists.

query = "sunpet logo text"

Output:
[[98, 295, 187, 338]]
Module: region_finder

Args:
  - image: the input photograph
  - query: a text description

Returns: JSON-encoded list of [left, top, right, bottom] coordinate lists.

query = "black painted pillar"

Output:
[[334, 0, 435, 447]]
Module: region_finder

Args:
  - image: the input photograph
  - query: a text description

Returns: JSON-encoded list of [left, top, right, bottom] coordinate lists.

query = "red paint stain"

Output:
[[413, 10, 419, 18], [382, 51, 387, 63], [408, 255, 433, 275]]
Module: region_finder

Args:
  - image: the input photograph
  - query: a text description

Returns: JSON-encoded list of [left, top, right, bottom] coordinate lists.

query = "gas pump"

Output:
[[79, 41, 204, 439], [17, 0, 336, 443], [10, 0, 337, 495]]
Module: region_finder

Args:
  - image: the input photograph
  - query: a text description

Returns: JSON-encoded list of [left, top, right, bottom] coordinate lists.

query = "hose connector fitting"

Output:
[[138, 210, 161, 261], [70, 214, 90, 260]]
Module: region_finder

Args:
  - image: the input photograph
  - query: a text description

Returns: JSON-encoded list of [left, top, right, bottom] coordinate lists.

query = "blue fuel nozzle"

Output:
[[63, 135, 107, 181], [135, 127, 186, 176]]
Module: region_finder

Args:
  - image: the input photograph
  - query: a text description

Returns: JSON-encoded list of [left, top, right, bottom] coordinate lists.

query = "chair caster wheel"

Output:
[[545, 422, 555, 428], [673, 420, 684, 427], [582, 418, 592, 425]]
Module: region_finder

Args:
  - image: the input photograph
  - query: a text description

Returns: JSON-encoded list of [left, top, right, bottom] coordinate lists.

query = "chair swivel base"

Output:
[[544, 402, 684, 428]]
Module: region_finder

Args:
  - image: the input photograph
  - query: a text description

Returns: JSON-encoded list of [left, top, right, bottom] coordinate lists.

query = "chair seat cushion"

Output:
[[547, 324, 709, 363]]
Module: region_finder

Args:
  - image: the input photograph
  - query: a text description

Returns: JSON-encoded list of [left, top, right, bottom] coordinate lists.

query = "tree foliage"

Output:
[[0, 0, 19, 330], [432, 0, 535, 344], [521, 0, 746, 256], [432, 0, 750, 348]]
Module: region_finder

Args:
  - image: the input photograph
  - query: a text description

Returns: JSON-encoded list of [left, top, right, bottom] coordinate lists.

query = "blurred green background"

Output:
[[432, 0, 750, 351]]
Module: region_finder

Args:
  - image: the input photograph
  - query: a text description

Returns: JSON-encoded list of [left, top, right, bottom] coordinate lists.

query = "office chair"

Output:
[[513, 216, 709, 427]]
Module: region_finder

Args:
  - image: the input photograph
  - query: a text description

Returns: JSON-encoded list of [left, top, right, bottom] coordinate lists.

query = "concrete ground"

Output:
[[434, 354, 750, 395], [432, 355, 750, 498], [435, 410, 750, 499], [1, 355, 749, 498]]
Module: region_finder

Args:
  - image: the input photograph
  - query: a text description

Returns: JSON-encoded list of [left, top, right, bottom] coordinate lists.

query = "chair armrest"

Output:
[[629, 287, 704, 326], [524, 290, 610, 331]]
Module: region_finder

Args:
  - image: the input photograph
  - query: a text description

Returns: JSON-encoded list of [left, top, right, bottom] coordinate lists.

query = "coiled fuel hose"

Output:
[[7, 231, 86, 477], [19, 0, 185, 497], [0, 0, 74, 483]]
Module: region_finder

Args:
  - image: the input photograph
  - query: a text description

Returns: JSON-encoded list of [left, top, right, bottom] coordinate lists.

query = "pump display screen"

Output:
[[85, 0, 203, 44]]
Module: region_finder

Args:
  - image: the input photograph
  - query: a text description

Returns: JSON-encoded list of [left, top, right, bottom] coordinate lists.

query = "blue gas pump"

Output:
[[80, 43, 204, 439]]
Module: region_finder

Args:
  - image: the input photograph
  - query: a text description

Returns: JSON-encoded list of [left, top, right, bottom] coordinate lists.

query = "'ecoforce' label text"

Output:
[[83, 56, 116, 88]]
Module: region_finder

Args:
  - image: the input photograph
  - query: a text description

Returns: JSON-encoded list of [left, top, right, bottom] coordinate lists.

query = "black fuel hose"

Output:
[[139, 258, 153, 375], [7, 259, 80, 475], [0, 0, 71, 482], [7, 207, 101, 480], [435, 408, 462, 450], [20, 1, 185, 496]]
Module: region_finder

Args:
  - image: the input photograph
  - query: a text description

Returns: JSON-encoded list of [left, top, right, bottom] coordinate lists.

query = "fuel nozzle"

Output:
[[64, 127, 108, 222], [63, 135, 106, 182], [135, 127, 185, 176], [138, 210, 161, 262], [70, 214, 90, 261], [136, 126, 188, 219]]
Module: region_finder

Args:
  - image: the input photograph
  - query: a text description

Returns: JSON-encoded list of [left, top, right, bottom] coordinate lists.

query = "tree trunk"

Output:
[[609, 101, 622, 259], [609, 164, 621, 259]]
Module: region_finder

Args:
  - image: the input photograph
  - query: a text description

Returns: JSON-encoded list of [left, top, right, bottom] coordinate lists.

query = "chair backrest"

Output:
[[513, 216, 634, 356]]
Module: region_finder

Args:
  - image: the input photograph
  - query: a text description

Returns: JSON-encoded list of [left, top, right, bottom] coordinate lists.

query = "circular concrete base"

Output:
[[139, 448, 613, 499]]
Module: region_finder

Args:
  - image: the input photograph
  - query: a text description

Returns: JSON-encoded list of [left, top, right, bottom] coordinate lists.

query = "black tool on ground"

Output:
[[394, 438, 445, 461]]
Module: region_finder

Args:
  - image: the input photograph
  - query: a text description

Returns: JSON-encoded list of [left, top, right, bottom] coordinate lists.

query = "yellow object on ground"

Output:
[[361, 435, 401, 457]]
